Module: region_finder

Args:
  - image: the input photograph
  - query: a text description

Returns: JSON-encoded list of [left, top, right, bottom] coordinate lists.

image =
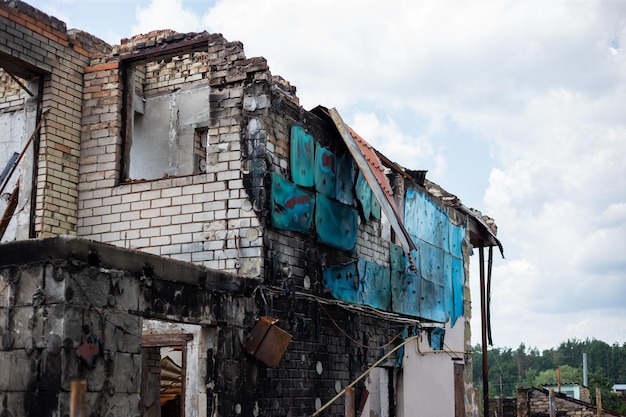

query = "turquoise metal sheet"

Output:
[[450, 255, 464, 327], [390, 249, 420, 317], [449, 222, 465, 258], [429, 327, 445, 350], [420, 277, 446, 322], [315, 144, 336, 198], [389, 243, 405, 272], [290, 125, 315, 187], [357, 259, 391, 310], [270, 172, 314, 233], [323, 261, 358, 304], [335, 154, 356, 205], [418, 240, 445, 285], [390, 262, 421, 317], [355, 171, 372, 220], [315, 194, 357, 252], [371, 194, 381, 219]]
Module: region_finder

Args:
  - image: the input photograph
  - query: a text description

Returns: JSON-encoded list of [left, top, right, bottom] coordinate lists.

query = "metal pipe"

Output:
[[583, 353, 588, 386]]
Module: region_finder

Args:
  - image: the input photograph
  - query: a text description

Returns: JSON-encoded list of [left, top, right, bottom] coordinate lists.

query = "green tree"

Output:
[[534, 365, 582, 386]]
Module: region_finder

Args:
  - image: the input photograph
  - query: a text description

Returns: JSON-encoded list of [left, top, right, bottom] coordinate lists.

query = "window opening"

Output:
[[123, 51, 209, 181]]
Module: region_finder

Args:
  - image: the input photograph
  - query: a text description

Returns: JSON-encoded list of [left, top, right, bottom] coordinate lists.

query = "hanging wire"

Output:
[[315, 298, 402, 350]]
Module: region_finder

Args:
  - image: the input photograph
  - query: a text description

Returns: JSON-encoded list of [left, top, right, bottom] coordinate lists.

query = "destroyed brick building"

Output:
[[0, 1, 502, 416]]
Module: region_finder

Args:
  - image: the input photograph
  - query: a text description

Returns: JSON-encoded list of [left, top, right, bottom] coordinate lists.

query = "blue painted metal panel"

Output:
[[403, 187, 468, 324], [355, 171, 372, 220], [390, 249, 421, 317], [450, 255, 464, 327], [430, 327, 445, 350], [449, 222, 465, 259], [391, 269, 421, 317], [290, 125, 315, 187], [371, 194, 381, 219], [418, 240, 444, 285], [335, 154, 355, 205], [389, 243, 405, 272], [358, 259, 391, 310], [420, 277, 446, 322], [323, 261, 358, 303], [315, 194, 357, 252], [315, 144, 336, 198], [270, 173, 314, 233]]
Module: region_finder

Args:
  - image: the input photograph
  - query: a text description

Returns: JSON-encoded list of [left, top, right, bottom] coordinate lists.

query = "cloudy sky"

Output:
[[27, 0, 626, 351]]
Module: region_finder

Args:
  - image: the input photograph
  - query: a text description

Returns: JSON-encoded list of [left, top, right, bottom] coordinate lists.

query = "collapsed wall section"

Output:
[[0, 237, 258, 417]]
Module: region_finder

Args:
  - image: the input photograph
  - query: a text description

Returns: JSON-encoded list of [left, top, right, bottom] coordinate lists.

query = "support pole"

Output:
[[345, 386, 355, 417], [70, 380, 87, 417], [479, 244, 489, 417]]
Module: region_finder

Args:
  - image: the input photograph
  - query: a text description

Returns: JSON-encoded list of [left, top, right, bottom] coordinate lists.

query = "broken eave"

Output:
[[458, 205, 504, 256]]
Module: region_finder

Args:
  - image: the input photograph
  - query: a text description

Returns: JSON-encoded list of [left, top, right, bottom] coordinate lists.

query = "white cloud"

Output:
[[132, 0, 205, 35]]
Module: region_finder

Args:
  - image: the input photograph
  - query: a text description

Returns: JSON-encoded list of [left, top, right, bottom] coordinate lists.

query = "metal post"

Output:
[[70, 380, 87, 417], [479, 244, 489, 417]]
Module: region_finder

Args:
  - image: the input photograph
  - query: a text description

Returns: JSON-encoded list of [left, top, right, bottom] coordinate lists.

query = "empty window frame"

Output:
[[121, 47, 210, 181]]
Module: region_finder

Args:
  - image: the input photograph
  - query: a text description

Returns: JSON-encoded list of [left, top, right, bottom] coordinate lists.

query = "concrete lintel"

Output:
[[0, 236, 252, 293]]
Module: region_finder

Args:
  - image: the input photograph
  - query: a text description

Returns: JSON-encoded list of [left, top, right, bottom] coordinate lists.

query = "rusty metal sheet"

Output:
[[357, 259, 391, 311], [244, 316, 292, 368], [335, 153, 356, 205], [355, 171, 372, 220], [290, 125, 315, 187], [271, 173, 314, 233], [315, 143, 337, 198], [323, 261, 358, 303], [315, 194, 357, 252]]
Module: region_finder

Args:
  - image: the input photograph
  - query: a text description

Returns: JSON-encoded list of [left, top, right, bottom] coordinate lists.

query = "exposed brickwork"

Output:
[[256, 294, 406, 416], [0, 1, 109, 237], [0, 69, 26, 111], [518, 388, 622, 417]]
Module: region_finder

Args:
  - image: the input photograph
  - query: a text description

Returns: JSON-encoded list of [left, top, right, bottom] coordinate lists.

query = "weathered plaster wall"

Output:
[[396, 322, 466, 417]]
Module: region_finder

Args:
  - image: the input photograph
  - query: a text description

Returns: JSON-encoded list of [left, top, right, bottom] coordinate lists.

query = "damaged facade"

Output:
[[0, 1, 502, 416]]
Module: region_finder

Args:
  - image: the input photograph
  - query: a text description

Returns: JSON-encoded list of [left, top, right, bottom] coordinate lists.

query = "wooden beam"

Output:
[[141, 333, 193, 347]]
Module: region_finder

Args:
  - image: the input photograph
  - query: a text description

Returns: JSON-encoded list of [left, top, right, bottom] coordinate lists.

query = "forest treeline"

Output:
[[472, 338, 626, 413]]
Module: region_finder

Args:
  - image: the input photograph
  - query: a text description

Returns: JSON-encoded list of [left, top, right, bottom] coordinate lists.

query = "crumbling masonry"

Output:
[[0, 2, 502, 417]]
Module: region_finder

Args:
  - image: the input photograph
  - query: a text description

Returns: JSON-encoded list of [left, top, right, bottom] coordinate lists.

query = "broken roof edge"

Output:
[[326, 107, 417, 253], [313, 106, 503, 257], [425, 178, 503, 256]]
